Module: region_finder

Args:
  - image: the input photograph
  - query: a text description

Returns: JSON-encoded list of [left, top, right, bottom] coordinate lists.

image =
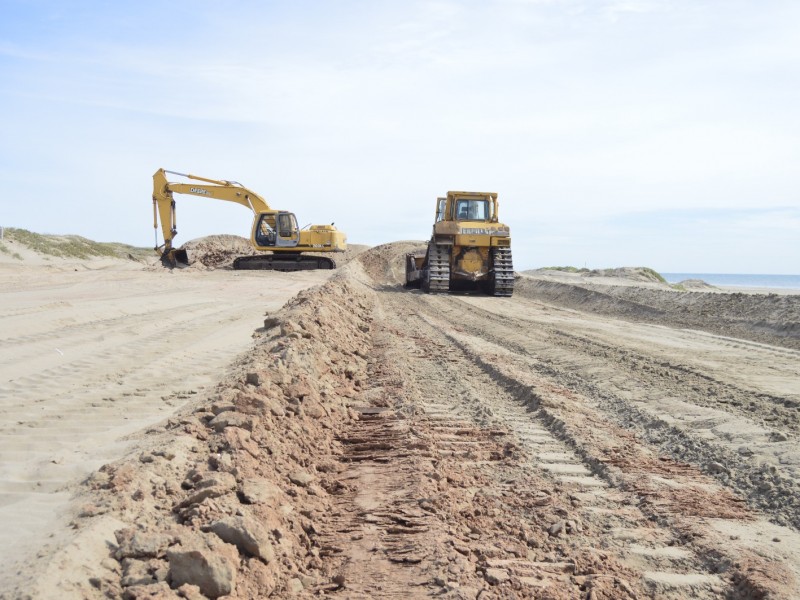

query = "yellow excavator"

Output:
[[405, 191, 514, 296], [152, 169, 346, 270]]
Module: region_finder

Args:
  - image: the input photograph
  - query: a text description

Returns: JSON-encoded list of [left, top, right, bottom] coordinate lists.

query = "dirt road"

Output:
[[3, 242, 799, 599]]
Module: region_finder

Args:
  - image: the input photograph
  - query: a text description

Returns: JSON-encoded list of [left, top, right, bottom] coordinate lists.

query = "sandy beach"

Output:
[[1, 237, 798, 599]]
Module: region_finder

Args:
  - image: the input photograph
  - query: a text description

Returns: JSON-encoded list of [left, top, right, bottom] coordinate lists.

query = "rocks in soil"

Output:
[[239, 479, 283, 505], [166, 533, 238, 598], [288, 470, 315, 487], [483, 567, 510, 585], [176, 472, 237, 508], [208, 411, 253, 432], [115, 528, 175, 560], [205, 516, 275, 563]]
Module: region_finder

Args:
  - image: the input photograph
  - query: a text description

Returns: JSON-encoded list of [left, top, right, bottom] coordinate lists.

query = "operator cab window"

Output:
[[455, 199, 489, 221], [435, 198, 446, 223], [256, 215, 276, 246], [277, 213, 295, 237]]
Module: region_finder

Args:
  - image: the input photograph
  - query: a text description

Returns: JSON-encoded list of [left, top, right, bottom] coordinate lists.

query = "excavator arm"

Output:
[[152, 168, 273, 264]]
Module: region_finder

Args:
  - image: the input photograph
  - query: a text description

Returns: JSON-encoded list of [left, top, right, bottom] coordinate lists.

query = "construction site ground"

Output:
[[1, 237, 799, 599]]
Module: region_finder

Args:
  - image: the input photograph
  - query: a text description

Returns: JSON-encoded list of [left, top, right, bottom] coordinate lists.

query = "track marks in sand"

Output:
[[340, 283, 798, 598], [422, 293, 800, 531], [0, 267, 331, 582], [323, 286, 771, 598], [316, 409, 437, 598], [391, 303, 735, 598]]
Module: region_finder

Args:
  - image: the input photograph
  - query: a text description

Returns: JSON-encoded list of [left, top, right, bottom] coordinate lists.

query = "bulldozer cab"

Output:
[[454, 198, 491, 221]]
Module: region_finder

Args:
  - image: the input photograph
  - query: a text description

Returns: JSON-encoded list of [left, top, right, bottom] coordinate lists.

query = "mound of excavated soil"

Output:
[[677, 278, 717, 290], [356, 240, 427, 286], [524, 267, 670, 287], [515, 275, 800, 350], [178, 235, 254, 269], [175, 236, 370, 270]]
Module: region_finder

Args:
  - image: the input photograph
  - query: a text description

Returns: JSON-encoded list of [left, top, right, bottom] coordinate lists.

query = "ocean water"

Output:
[[662, 273, 800, 290]]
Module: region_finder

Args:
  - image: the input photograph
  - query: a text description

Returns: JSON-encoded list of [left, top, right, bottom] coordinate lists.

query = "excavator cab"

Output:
[[275, 212, 300, 247], [253, 212, 299, 249], [255, 215, 277, 246]]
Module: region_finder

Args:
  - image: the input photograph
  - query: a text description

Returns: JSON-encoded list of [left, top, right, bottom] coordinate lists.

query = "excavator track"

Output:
[[424, 244, 451, 293], [491, 247, 514, 296], [233, 254, 336, 271]]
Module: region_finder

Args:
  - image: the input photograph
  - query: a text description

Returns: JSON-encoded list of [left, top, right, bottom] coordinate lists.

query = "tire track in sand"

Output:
[[389, 293, 737, 598], [406, 291, 799, 598], [0, 267, 331, 583], [425, 293, 800, 531]]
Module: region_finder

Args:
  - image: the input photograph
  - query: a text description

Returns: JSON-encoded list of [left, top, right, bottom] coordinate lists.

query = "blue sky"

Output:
[[1, 0, 798, 273]]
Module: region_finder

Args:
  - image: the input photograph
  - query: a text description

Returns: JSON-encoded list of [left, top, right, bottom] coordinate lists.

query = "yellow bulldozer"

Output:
[[405, 191, 514, 296]]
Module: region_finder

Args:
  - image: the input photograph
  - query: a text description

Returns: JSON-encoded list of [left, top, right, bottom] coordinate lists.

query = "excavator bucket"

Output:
[[174, 249, 189, 265], [160, 248, 189, 268]]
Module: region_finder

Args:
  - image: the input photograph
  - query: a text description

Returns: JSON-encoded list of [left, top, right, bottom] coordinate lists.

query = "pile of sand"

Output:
[[177, 235, 255, 269], [587, 267, 668, 283], [515, 275, 800, 350], [524, 266, 672, 289], [356, 240, 426, 286], [0, 235, 153, 270], [676, 278, 717, 290]]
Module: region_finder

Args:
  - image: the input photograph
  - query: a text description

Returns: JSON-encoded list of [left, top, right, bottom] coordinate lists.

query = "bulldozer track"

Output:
[[423, 244, 450, 293], [491, 246, 514, 296]]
